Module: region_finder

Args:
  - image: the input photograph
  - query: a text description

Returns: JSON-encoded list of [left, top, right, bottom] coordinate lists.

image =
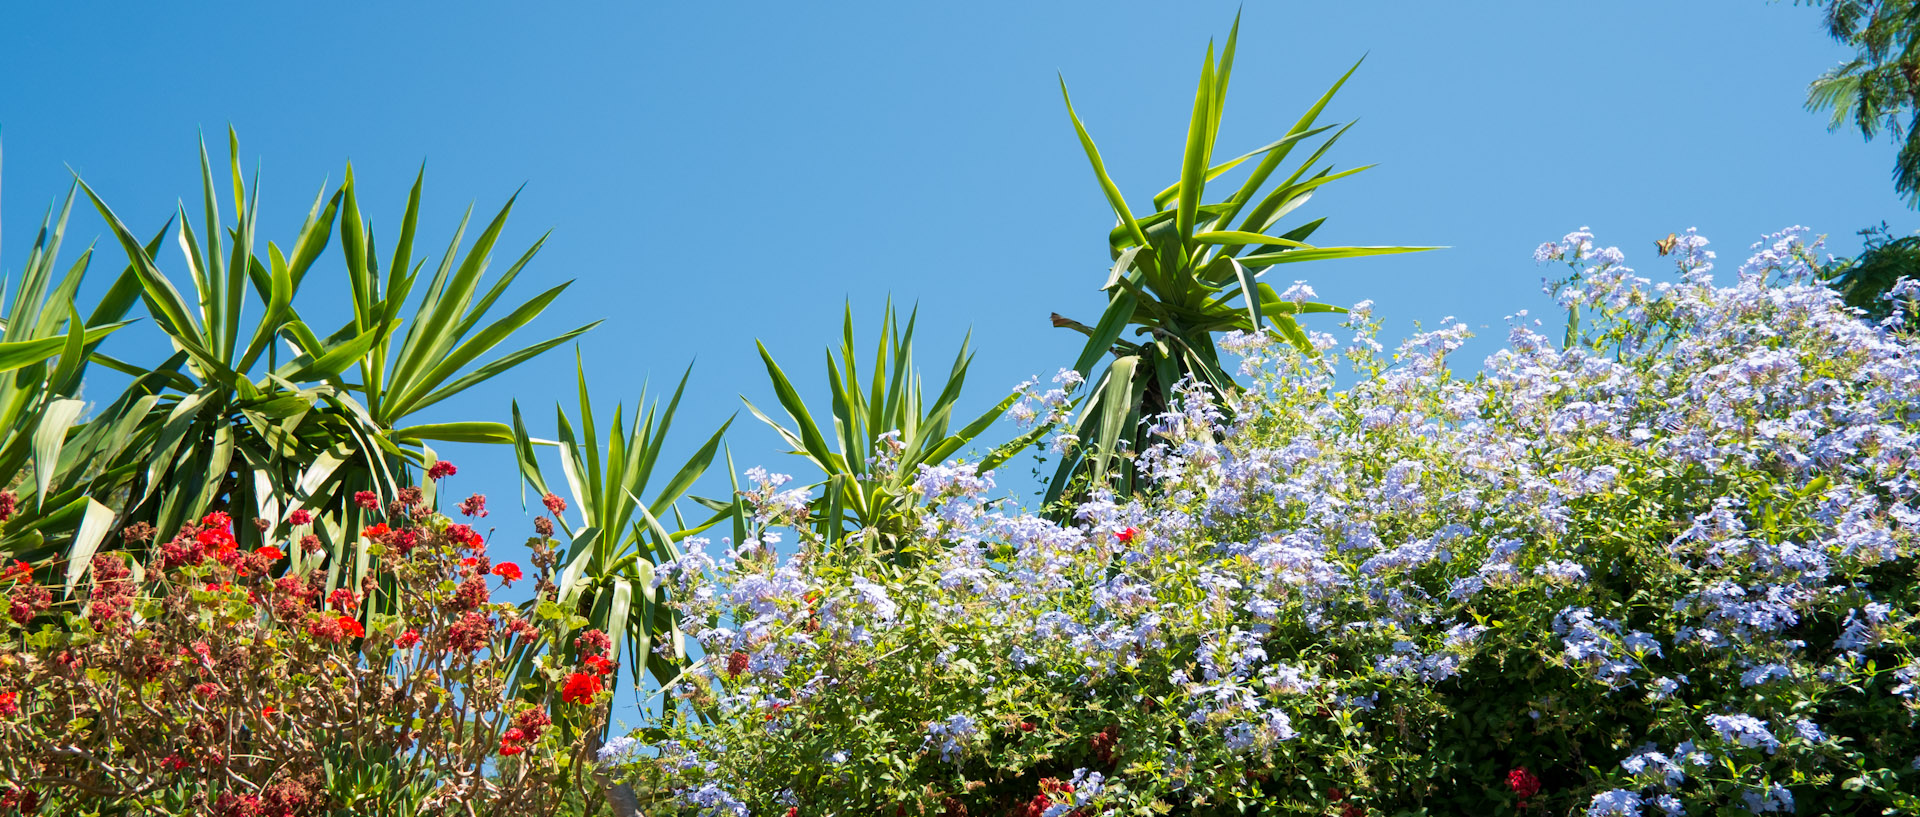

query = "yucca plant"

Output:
[[61, 130, 593, 600], [746, 302, 1047, 556], [1046, 15, 1436, 504], [0, 175, 150, 596], [509, 354, 733, 719]]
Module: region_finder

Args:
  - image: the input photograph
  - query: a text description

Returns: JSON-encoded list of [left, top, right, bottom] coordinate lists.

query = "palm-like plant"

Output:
[[0, 180, 149, 594], [747, 302, 1046, 555], [1803, 0, 1920, 205], [510, 355, 733, 711], [58, 131, 593, 599], [1046, 17, 1435, 504]]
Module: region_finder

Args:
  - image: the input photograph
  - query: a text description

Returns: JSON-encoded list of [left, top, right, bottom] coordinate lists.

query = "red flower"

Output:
[[561, 671, 603, 704], [7, 584, 49, 625], [362, 523, 390, 540], [446, 523, 485, 550], [454, 575, 491, 610], [512, 708, 551, 741], [1017, 721, 1035, 732], [395, 629, 422, 649], [447, 611, 496, 653], [287, 509, 313, 525], [353, 490, 380, 510], [576, 628, 613, 658], [338, 615, 365, 640], [329, 588, 358, 612], [1, 560, 31, 583], [542, 492, 568, 515], [726, 650, 750, 678], [1342, 806, 1364, 817], [1114, 526, 1141, 544], [497, 740, 526, 756], [160, 753, 188, 772], [584, 654, 614, 676], [1507, 767, 1542, 807], [0, 691, 17, 717], [254, 545, 285, 561], [427, 461, 458, 481], [491, 562, 523, 586], [1090, 724, 1120, 765], [458, 493, 488, 518], [0, 490, 16, 523]]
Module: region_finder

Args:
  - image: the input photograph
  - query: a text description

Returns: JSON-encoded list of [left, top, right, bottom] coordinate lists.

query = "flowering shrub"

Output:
[[0, 489, 615, 815], [624, 229, 1920, 815]]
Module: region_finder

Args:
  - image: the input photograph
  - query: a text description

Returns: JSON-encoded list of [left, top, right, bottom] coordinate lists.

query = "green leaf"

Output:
[[1190, 231, 1314, 249], [31, 399, 84, 503], [64, 499, 116, 598], [1174, 42, 1218, 247], [392, 422, 514, 445], [1234, 244, 1438, 270], [753, 341, 843, 473], [1071, 290, 1139, 379], [1060, 77, 1150, 249]]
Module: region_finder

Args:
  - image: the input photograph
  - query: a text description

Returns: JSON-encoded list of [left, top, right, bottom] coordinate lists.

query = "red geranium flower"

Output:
[[428, 461, 458, 481], [338, 615, 365, 640], [287, 509, 313, 525], [1507, 767, 1542, 807], [0, 691, 17, 717], [1, 560, 31, 583], [491, 562, 523, 586], [362, 523, 390, 539], [254, 545, 284, 561], [1114, 526, 1141, 544], [395, 629, 422, 649], [584, 654, 614, 675], [497, 740, 525, 757], [458, 493, 488, 518], [561, 671, 602, 704], [576, 628, 612, 658], [353, 490, 380, 510]]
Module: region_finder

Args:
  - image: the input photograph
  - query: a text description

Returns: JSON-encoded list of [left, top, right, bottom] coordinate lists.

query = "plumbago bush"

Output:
[[624, 229, 1920, 816], [0, 481, 618, 815]]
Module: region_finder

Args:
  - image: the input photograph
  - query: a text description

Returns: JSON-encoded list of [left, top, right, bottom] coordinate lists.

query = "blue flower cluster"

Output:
[[628, 228, 1920, 816]]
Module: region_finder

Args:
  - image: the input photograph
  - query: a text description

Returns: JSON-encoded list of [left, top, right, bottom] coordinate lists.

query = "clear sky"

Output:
[[0, 0, 1904, 711]]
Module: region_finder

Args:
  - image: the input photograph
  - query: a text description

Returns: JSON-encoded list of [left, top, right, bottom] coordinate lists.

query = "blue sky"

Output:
[[0, 1, 1903, 709]]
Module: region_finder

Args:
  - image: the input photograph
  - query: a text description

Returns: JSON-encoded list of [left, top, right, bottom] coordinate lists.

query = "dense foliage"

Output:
[[624, 229, 1920, 816], [1824, 222, 1920, 320], [0, 481, 617, 815], [1800, 0, 1920, 206]]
